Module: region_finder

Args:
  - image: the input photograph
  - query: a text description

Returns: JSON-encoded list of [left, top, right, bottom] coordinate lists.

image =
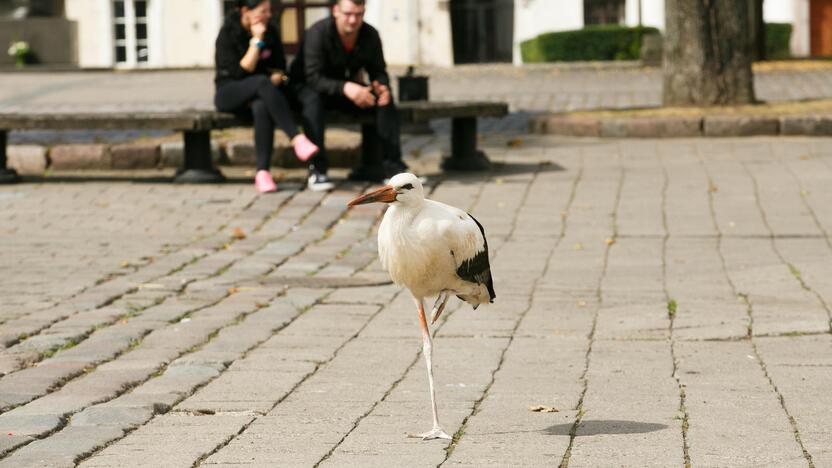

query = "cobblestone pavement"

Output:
[[0, 134, 831, 467], [3, 63, 832, 138]]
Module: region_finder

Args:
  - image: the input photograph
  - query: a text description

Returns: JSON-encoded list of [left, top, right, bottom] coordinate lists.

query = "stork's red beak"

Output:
[[347, 185, 397, 207]]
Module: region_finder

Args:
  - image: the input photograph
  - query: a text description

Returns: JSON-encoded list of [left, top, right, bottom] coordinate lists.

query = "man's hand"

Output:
[[372, 81, 391, 106], [270, 71, 286, 86], [344, 82, 376, 108], [251, 21, 267, 40]]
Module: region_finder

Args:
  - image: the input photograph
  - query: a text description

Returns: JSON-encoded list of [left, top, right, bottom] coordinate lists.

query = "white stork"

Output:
[[347, 173, 495, 440]]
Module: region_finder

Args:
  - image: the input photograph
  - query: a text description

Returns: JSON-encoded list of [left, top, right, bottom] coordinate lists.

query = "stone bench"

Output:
[[0, 101, 508, 184]]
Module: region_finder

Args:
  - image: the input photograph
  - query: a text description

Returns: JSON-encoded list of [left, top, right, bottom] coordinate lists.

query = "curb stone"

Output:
[[530, 113, 832, 138], [7, 145, 48, 175]]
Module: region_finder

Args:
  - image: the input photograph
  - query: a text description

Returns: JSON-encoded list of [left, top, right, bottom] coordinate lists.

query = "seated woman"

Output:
[[214, 0, 325, 193]]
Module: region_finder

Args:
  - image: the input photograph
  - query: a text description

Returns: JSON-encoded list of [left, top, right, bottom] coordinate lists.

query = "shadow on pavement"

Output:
[[544, 420, 668, 436]]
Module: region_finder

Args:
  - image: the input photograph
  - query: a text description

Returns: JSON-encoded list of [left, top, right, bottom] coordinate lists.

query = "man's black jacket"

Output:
[[214, 11, 286, 88], [290, 17, 390, 96]]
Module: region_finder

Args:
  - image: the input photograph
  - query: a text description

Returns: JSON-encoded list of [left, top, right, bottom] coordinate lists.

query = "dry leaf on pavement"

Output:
[[529, 405, 560, 413], [231, 228, 247, 240]]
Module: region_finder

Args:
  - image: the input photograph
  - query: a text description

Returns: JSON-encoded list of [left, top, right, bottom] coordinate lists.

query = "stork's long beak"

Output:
[[347, 185, 397, 207]]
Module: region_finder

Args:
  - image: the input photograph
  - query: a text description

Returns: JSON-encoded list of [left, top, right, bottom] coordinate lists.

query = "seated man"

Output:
[[289, 0, 409, 188]]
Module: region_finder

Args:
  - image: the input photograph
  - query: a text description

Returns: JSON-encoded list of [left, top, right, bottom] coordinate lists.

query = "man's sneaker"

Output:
[[308, 170, 335, 192], [254, 170, 277, 193], [347, 165, 385, 183]]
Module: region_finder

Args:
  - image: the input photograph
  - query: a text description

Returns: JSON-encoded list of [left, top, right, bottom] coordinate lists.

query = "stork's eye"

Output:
[[400, 183, 414, 190]]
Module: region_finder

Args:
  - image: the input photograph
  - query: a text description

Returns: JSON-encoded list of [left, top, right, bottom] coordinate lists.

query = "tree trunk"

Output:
[[663, 0, 756, 106]]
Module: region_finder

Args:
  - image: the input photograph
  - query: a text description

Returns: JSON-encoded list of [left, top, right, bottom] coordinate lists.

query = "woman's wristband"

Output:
[[249, 38, 265, 49]]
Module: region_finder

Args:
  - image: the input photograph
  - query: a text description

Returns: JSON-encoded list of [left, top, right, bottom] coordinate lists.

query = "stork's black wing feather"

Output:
[[455, 214, 496, 302]]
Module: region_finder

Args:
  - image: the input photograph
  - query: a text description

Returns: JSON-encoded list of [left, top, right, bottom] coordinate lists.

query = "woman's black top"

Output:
[[214, 10, 286, 88]]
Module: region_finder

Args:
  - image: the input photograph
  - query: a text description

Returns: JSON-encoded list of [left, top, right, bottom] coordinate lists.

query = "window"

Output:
[[113, 0, 149, 66], [584, 0, 625, 25]]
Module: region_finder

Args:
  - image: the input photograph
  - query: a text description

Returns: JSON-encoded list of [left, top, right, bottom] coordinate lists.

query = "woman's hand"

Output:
[[250, 21, 267, 40]]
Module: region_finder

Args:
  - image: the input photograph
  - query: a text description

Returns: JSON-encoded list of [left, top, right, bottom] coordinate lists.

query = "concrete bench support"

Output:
[[443, 117, 491, 171], [174, 130, 225, 184], [0, 130, 20, 184]]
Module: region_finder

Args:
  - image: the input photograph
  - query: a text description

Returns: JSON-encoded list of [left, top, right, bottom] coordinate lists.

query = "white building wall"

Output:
[[65, 0, 112, 68], [366, 0, 452, 67], [157, 0, 218, 67], [624, 0, 664, 30]]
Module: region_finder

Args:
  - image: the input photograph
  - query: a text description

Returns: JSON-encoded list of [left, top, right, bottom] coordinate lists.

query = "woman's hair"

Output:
[[236, 0, 267, 9]]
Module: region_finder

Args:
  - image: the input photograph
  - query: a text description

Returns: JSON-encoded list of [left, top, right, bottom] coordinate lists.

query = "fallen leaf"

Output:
[[800, 190, 809, 197], [708, 183, 719, 193], [120, 261, 131, 268], [573, 242, 583, 251], [576, 300, 587, 307], [799, 155, 810, 161], [231, 228, 247, 240], [605, 237, 615, 246], [529, 405, 560, 413], [227, 287, 241, 295], [560, 211, 569, 220], [507, 138, 524, 148], [244, 170, 254, 177], [494, 177, 505, 185]]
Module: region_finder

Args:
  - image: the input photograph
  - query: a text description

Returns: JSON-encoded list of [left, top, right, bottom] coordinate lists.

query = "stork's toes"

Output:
[[407, 427, 452, 440]]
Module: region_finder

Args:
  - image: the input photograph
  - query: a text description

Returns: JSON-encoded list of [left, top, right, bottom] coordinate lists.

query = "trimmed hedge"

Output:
[[765, 23, 791, 59], [521, 25, 660, 63]]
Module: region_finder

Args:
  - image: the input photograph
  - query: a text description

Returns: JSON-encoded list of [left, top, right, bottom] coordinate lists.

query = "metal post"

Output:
[[173, 130, 225, 184], [441, 117, 491, 171], [0, 130, 21, 184]]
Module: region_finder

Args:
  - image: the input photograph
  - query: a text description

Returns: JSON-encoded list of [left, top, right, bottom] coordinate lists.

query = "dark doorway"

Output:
[[450, 0, 514, 64]]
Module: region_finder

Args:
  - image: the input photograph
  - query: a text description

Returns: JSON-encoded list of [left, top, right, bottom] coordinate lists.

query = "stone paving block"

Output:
[[0, 426, 124, 468], [756, 335, 832, 467], [49, 144, 111, 170], [677, 340, 809, 467], [78, 413, 254, 468], [7, 145, 47, 175], [109, 143, 159, 169], [567, 340, 680, 467]]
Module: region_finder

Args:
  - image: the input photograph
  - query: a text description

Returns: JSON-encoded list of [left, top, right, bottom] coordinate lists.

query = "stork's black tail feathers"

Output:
[[456, 214, 495, 304]]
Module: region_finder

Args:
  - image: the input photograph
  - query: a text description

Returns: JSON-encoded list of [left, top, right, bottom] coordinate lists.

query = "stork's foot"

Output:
[[408, 426, 452, 440]]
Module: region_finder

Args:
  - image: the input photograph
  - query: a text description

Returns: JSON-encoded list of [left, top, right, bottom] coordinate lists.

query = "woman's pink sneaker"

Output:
[[292, 134, 319, 162], [254, 170, 277, 193]]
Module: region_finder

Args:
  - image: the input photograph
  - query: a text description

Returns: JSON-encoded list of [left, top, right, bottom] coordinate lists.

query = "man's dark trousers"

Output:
[[293, 85, 403, 175]]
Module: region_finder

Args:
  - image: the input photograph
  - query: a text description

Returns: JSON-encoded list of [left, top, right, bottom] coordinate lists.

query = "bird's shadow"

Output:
[[543, 420, 668, 436]]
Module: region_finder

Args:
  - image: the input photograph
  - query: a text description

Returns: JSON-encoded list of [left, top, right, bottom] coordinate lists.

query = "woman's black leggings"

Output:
[[215, 75, 298, 171]]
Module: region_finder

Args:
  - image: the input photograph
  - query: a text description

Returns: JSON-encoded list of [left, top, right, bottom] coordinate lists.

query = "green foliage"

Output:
[[765, 23, 792, 59], [520, 25, 660, 63]]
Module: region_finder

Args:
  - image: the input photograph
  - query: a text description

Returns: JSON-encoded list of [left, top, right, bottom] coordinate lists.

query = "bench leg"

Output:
[[441, 117, 491, 171], [174, 130, 225, 184], [0, 130, 21, 184]]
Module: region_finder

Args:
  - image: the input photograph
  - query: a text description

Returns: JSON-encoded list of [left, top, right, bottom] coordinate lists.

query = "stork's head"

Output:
[[347, 173, 424, 208]]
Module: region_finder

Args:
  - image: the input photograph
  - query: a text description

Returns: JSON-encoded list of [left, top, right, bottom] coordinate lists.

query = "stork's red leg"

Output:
[[430, 291, 450, 325], [410, 299, 451, 441]]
